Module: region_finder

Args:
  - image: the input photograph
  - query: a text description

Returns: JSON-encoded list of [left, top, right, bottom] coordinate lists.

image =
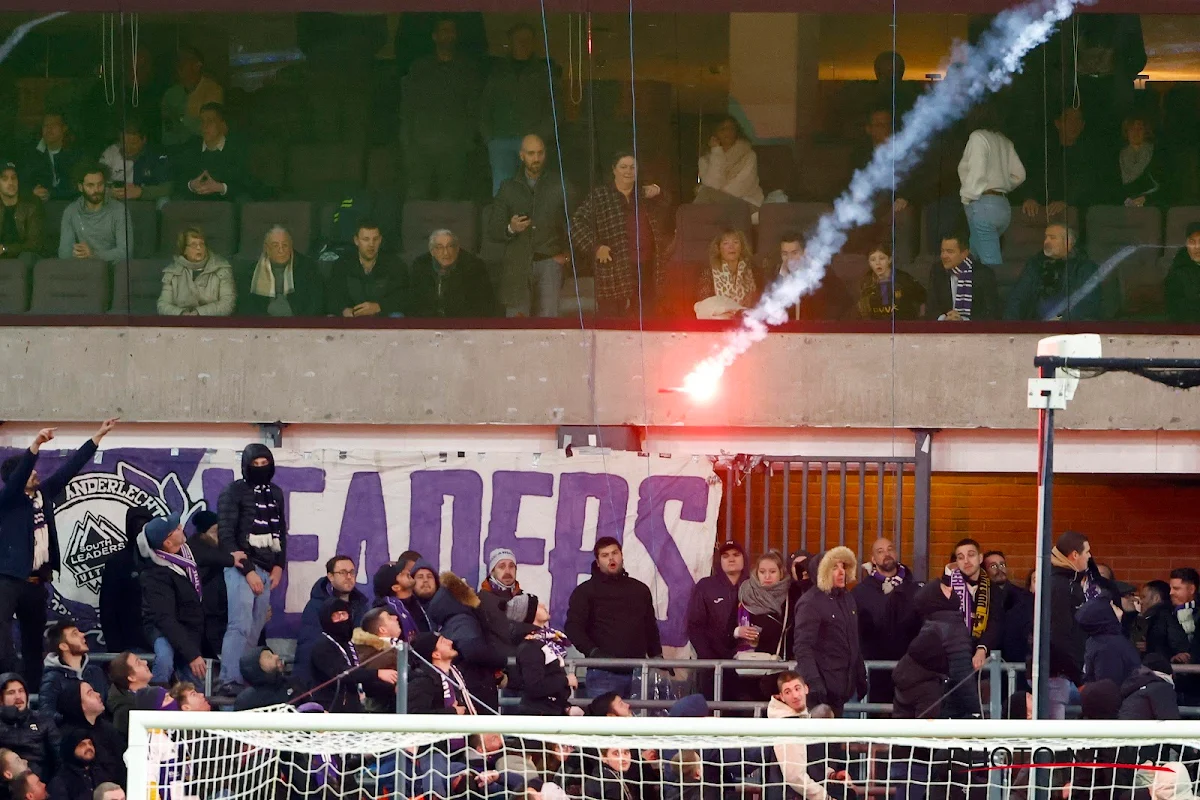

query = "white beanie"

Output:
[[488, 548, 517, 576]]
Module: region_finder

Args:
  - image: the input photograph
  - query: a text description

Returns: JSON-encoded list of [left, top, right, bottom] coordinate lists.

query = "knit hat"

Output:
[[190, 510, 219, 535], [488, 548, 517, 575], [503, 593, 537, 624], [144, 513, 181, 551], [133, 686, 179, 712], [411, 631, 440, 665]]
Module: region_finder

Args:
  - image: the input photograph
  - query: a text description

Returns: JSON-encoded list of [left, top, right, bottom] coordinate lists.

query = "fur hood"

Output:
[[440, 571, 481, 609], [351, 628, 391, 651], [815, 546, 857, 593]]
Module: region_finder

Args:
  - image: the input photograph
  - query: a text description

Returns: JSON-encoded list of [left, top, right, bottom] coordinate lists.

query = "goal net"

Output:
[[127, 713, 1200, 800]]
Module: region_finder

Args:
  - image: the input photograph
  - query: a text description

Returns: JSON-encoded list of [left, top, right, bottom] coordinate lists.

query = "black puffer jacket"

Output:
[[0, 673, 48, 775], [187, 529, 237, 659], [891, 625, 948, 719], [851, 565, 922, 702], [218, 444, 287, 575], [1049, 560, 1088, 676], [912, 586, 980, 719], [426, 573, 506, 711], [98, 506, 152, 652], [48, 728, 118, 800], [506, 625, 573, 715], [310, 598, 374, 714], [234, 647, 297, 711], [564, 562, 663, 661], [1117, 668, 1181, 720], [139, 535, 206, 665], [55, 684, 126, 785], [791, 547, 868, 714]]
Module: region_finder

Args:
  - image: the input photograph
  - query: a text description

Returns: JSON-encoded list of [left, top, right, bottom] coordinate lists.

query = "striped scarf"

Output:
[[157, 544, 203, 600], [531, 625, 572, 661], [949, 568, 990, 642], [30, 492, 49, 572], [247, 484, 283, 552], [952, 255, 974, 320]]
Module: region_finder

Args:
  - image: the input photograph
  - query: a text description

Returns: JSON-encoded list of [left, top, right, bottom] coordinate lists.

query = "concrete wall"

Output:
[[2, 326, 1196, 429]]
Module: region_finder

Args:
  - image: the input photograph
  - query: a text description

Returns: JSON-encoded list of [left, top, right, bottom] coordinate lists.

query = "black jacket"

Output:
[[915, 574, 1004, 655], [1118, 668, 1180, 720], [686, 570, 746, 661], [186, 531, 236, 659], [406, 661, 459, 714], [996, 583, 1034, 664], [55, 687, 126, 786], [296, 577, 370, 683], [475, 581, 519, 665], [426, 574, 506, 711], [407, 250, 498, 318], [48, 728, 117, 800], [851, 567, 922, 702], [1131, 603, 1190, 662], [1049, 564, 1088, 677], [507, 626, 573, 715], [139, 544, 206, 665], [172, 133, 255, 200], [99, 506, 152, 652], [924, 261, 1000, 320], [0, 674, 48, 776], [1077, 597, 1140, 686], [238, 253, 326, 317], [19, 144, 81, 200], [326, 255, 409, 317], [891, 624, 949, 719], [1005, 253, 1104, 321], [234, 646, 298, 710], [309, 599, 372, 714], [792, 587, 867, 713], [218, 444, 287, 574], [1164, 249, 1200, 323], [565, 562, 663, 661]]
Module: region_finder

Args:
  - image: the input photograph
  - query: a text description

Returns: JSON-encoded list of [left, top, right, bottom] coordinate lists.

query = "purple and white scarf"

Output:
[[952, 255, 974, 320], [30, 492, 49, 571], [382, 596, 421, 642], [867, 563, 907, 595], [247, 484, 283, 552], [531, 625, 572, 661], [157, 544, 203, 600]]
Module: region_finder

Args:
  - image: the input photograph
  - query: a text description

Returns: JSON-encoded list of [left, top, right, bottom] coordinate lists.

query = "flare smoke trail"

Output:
[[0, 13, 67, 64], [680, 0, 1093, 399]]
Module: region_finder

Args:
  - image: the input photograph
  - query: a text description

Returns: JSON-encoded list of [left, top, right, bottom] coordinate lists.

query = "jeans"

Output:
[[218, 566, 272, 685], [505, 257, 562, 318], [488, 137, 523, 196], [585, 667, 638, 699], [963, 194, 1011, 265], [0, 576, 47, 689], [152, 634, 205, 686]]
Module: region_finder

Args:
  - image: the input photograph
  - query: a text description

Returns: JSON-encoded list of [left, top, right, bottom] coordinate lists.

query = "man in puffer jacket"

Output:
[[426, 572, 507, 712], [891, 625, 949, 719], [1077, 597, 1141, 686], [792, 547, 868, 715], [1118, 654, 1181, 720], [0, 673, 49, 776], [233, 647, 296, 710]]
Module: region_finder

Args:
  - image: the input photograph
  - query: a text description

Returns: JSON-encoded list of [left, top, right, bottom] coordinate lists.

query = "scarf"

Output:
[[531, 625, 571, 661], [30, 492, 49, 572], [436, 664, 477, 714], [737, 573, 791, 617], [156, 544, 203, 600], [948, 568, 990, 642], [250, 254, 295, 299], [1177, 600, 1196, 638], [1119, 143, 1153, 185], [952, 255, 974, 320], [865, 562, 907, 595], [711, 260, 755, 305], [484, 576, 520, 596], [247, 484, 283, 553], [383, 596, 421, 642]]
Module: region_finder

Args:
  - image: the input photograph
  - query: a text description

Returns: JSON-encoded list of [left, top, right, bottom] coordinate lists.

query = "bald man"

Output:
[[851, 538, 922, 703]]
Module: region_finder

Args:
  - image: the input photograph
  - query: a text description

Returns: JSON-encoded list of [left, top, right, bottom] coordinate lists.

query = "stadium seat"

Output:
[[110, 258, 166, 315], [757, 203, 832, 254], [1085, 205, 1164, 318], [673, 204, 754, 265], [29, 259, 109, 314], [401, 201, 479, 266], [0, 260, 29, 313], [798, 143, 854, 202], [239, 201, 313, 257], [288, 144, 364, 198], [830, 254, 868, 297], [999, 205, 1080, 263], [1165, 206, 1200, 247], [247, 140, 287, 194], [42, 199, 70, 256], [159, 201, 237, 258], [124, 200, 158, 259], [366, 147, 399, 192]]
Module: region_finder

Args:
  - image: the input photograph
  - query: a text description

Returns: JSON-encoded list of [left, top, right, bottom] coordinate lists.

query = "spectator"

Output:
[[185, 509, 242, 660], [570, 152, 665, 317], [104, 652, 151, 735], [217, 443, 287, 692], [586, 691, 632, 717], [311, 597, 389, 713], [426, 571, 507, 711], [505, 594, 579, 716], [57, 164, 130, 262], [847, 109, 913, 249], [1, 422, 114, 687], [925, 232, 1000, 321], [762, 232, 852, 322], [915, 538, 1004, 672], [788, 550, 814, 607], [98, 506, 152, 654], [766, 671, 809, 720], [480, 25, 560, 194], [0, 675, 46, 776], [22, 112, 79, 202], [766, 671, 841, 800], [1131, 579, 1190, 663], [565, 536, 663, 699], [327, 221, 407, 318], [891, 624, 949, 719], [54, 682, 124, 785], [1119, 115, 1163, 207], [0, 163, 43, 267], [157, 226, 236, 316], [407, 228, 497, 318], [852, 537, 921, 704], [412, 560, 440, 611], [233, 647, 295, 711], [1079, 678, 1122, 721], [38, 622, 108, 730], [296, 555, 370, 683], [401, 17, 482, 201], [351, 607, 405, 713], [957, 105, 1025, 266], [240, 226, 325, 317], [695, 229, 757, 320], [407, 632, 474, 714], [1020, 105, 1122, 218], [167, 681, 211, 712], [161, 46, 224, 148], [910, 585, 981, 719], [1118, 654, 1180, 720], [1169, 567, 1199, 702], [695, 116, 764, 216], [47, 731, 114, 800], [476, 548, 521, 660], [733, 551, 792, 699], [686, 541, 747, 701], [493, 134, 568, 318], [582, 748, 634, 800], [370, 558, 429, 643], [856, 243, 925, 320], [1077, 597, 1140, 686], [138, 513, 206, 686], [100, 119, 172, 203], [1049, 530, 1093, 679], [1165, 223, 1200, 323], [174, 103, 250, 201], [792, 547, 867, 715], [8, 772, 46, 800], [1004, 224, 1102, 321], [0, 751, 31, 793], [93, 783, 122, 800], [984, 550, 1034, 668]]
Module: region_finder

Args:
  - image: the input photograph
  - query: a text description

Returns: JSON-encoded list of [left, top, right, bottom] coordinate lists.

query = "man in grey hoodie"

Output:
[[57, 163, 129, 262]]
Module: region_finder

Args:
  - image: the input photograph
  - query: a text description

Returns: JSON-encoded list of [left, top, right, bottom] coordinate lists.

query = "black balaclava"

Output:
[[241, 443, 276, 486], [319, 597, 354, 643]]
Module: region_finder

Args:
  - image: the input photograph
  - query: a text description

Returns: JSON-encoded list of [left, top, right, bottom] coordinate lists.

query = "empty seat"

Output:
[[830, 254, 868, 297], [757, 203, 832, 254], [1165, 206, 1200, 247], [29, 259, 109, 314], [755, 144, 798, 198], [110, 258, 166, 315], [124, 200, 158, 259], [42, 199, 71, 256], [239, 201, 313, 257], [248, 140, 287, 194], [1085, 205, 1164, 317], [673, 203, 753, 265], [0, 260, 29, 313], [401, 201, 478, 265], [159, 201, 237, 258], [999, 205, 1080, 264], [288, 144, 364, 196]]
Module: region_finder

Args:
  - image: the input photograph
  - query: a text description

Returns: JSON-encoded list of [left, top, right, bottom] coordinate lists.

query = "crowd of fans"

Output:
[[0, 424, 1198, 799]]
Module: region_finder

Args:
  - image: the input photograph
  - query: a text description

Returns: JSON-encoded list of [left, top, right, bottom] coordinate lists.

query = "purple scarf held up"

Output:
[[156, 544, 202, 600], [383, 597, 421, 642], [531, 625, 572, 661], [949, 568, 971, 630]]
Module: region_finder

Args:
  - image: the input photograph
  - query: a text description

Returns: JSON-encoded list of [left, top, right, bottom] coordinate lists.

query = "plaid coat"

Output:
[[570, 183, 665, 303]]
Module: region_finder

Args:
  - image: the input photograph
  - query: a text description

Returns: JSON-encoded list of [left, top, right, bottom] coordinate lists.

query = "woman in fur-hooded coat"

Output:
[[791, 546, 868, 715]]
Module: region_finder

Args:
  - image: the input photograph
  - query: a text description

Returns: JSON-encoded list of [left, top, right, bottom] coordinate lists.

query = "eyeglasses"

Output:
[[986, 562, 1007, 571], [329, 569, 356, 577]]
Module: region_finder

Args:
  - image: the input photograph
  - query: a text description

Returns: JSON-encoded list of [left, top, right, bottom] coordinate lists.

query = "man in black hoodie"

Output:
[[309, 598, 394, 713], [234, 647, 296, 710], [685, 541, 747, 701], [98, 506, 153, 654], [1118, 654, 1180, 720], [47, 730, 115, 800], [565, 537, 662, 700], [218, 444, 287, 691], [0, 674, 48, 777]]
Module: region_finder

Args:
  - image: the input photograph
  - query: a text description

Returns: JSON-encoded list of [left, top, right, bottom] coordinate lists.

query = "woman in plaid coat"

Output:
[[570, 152, 666, 316]]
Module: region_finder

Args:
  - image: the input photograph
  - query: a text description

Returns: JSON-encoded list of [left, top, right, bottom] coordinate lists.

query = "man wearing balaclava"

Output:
[[310, 598, 393, 713], [217, 443, 287, 692]]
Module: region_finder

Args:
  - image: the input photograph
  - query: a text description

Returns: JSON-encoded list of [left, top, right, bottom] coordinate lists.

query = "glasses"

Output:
[[329, 569, 356, 577], [986, 562, 1007, 571]]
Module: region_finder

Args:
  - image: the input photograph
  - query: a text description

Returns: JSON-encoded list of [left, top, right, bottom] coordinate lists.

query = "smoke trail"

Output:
[[681, 0, 1092, 398], [1043, 245, 1138, 321], [0, 13, 68, 65]]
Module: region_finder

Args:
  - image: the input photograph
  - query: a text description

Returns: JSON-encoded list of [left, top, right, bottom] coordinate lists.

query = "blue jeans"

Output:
[[151, 635, 204, 686], [585, 667, 638, 699], [488, 137, 523, 196], [963, 194, 1011, 265], [218, 566, 272, 685]]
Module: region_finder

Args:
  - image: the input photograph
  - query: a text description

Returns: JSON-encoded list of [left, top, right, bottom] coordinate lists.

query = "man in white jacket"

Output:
[[766, 671, 835, 800]]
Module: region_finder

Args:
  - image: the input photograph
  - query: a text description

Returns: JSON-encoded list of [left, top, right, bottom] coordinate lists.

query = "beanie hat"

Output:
[[296, 702, 325, 713], [411, 631, 440, 665], [190, 510, 219, 535], [488, 548, 517, 575], [144, 513, 181, 551], [133, 687, 179, 712], [372, 563, 405, 599], [504, 593, 537, 624]]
